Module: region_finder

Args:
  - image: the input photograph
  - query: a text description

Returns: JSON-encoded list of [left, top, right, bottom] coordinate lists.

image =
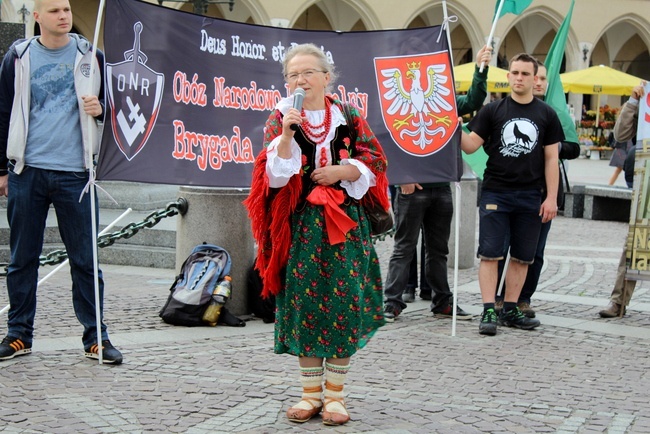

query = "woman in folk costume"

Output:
[[244, 43, 389, 426]]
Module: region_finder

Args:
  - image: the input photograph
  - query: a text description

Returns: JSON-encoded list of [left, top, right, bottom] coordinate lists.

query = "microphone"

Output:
[[290, 88, 305, 131]]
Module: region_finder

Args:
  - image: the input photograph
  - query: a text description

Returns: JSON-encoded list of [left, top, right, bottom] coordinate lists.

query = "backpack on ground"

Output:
[[159, 243, 232, 326]]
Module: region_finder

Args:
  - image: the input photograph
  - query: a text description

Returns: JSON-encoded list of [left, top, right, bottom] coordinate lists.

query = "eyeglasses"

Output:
[[284, 69, 326, 82]]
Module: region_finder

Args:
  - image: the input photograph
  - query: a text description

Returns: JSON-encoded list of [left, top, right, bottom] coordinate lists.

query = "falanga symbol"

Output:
[[106, 22, 164, 161]]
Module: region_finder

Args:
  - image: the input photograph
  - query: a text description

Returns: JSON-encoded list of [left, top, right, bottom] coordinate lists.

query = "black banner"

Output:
[[97, 0, 461, 187]]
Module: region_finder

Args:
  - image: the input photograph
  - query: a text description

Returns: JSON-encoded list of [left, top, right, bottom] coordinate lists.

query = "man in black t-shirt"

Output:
[[495, 62, 580, 319], [461, 53, 564, 336]]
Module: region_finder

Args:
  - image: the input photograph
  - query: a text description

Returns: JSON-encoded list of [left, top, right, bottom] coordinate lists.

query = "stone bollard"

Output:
[[176, 187, 254, 316], [564, 184, 585, 218], [448, 162, 478, 269]]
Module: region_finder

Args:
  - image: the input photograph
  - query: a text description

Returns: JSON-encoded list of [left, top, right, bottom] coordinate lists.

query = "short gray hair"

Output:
[[282, 43, 338, 93]]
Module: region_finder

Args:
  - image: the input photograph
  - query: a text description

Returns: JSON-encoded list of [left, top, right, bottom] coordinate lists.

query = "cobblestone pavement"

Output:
[[1, 158, 649, 433], [1, 213, 650, 434]]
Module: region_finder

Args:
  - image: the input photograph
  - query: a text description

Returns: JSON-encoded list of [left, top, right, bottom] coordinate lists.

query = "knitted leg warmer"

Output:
[[286, 366, 323, 423], [322, 362, 350, 425]]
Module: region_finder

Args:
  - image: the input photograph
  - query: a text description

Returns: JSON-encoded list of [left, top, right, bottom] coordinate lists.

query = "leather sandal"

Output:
[[286, 396, 322, 423], [322, 382, 350, 426], [322, 396, 350, 425]]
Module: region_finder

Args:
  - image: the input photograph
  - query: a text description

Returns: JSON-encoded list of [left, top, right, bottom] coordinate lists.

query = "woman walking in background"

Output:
[[608, 132, 633, 185]]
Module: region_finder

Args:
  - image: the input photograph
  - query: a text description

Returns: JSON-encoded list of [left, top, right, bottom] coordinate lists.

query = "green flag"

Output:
[[544, 0, 579, 144], [494, 0, 534, 19]]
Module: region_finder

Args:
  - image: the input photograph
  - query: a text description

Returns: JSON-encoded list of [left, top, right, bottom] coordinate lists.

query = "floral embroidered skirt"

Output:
[[274, 201, 385, 358]]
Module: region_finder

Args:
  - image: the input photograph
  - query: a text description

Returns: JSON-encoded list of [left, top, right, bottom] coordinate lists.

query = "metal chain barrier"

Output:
[[1, 198, 188, 275], [2, 197, 391, 275]]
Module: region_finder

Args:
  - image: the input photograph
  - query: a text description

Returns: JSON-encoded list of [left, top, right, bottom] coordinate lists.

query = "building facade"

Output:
[[2, 0, 648, 109]]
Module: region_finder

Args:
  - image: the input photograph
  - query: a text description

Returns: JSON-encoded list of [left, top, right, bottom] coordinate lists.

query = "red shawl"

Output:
[[243, 98, 389, 298]]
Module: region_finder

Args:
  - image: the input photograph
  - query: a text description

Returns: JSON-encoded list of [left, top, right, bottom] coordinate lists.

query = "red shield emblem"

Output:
[[374, 52, 458, 156]]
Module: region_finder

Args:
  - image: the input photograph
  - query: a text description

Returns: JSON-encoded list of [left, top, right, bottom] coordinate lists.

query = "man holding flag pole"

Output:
[[0, 0, 122, 364]]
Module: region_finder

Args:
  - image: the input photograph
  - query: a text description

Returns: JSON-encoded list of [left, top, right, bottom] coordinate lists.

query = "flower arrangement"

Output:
[[597, 105, 618, 129], [579, 106, 619, 129], [580, 109, 596, 127], [600, 105, 619, 122]]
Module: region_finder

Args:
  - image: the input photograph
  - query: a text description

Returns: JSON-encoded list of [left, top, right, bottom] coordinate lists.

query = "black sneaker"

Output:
[[479, 308, 498, 336], [383, 304, 400, 323], [84, 340, 123, 365], [402, 288, 415, 303], [432, 304, 473, 320], [498, 307, 540, 330], [0, 336, 32, 360], [419, 291, 432, 301]]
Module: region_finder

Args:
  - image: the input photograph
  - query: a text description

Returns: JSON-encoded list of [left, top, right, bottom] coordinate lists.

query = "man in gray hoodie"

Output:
[[0, 0, 122, 364]]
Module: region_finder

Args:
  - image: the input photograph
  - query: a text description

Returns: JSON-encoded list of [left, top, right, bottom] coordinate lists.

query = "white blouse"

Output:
[[265, 96, 376, 200]]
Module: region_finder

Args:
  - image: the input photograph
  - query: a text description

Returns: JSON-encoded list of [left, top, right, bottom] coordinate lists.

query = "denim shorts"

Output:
[[477, 189, 543, 263]]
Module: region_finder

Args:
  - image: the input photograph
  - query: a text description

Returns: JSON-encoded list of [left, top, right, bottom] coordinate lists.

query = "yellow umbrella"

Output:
[[559, 65, 644, 124], [453, 62, 510, 93], [560, 65, 643, 95]]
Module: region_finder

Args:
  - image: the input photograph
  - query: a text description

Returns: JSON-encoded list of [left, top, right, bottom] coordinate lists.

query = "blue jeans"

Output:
[[384, 185, 453, 311], [6, 166, 108, 348], [497, 219, 552, 303]]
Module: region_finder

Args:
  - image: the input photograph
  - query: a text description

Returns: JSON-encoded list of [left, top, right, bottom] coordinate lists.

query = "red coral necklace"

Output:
[[301, 98, 332, 144]]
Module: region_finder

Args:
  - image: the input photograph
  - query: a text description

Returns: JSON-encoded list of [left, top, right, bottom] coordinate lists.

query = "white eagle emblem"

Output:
[[380, 61, 453, 150]]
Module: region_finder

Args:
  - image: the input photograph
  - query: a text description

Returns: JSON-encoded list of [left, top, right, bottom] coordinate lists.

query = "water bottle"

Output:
[[202, 276, 232, 326]]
